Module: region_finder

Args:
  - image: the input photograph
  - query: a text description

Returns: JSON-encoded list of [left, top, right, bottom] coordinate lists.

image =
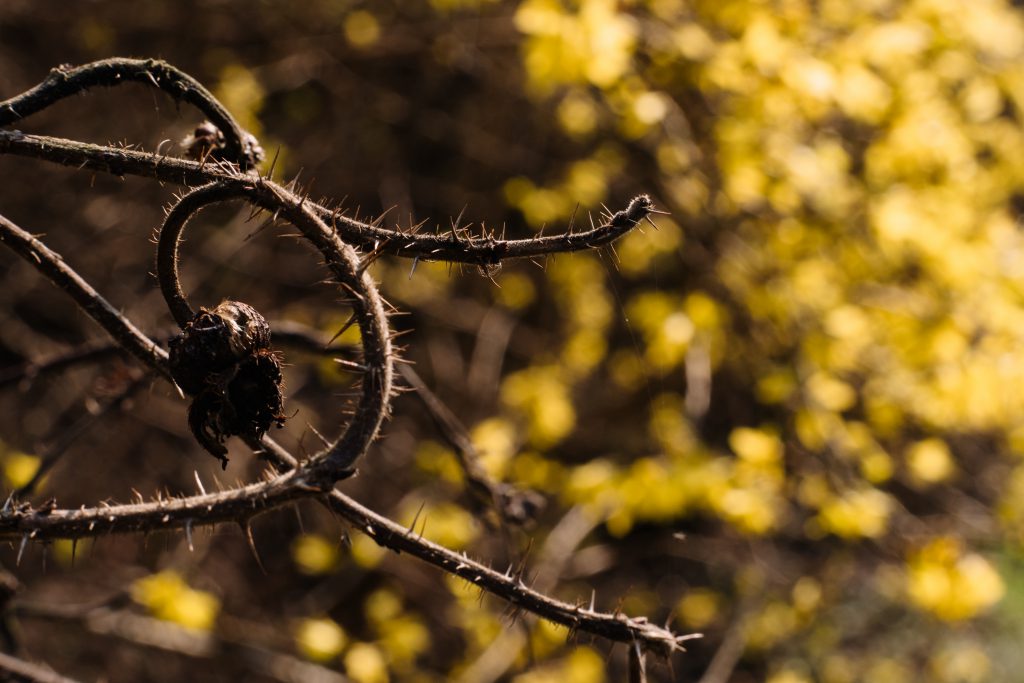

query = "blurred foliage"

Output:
[[4, 0, 1024, 681], [132, 570, 221, 632]]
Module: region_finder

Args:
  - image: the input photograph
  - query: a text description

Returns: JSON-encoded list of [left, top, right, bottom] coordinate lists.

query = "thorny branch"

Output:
[[0, 58, 263, 170], [0, 130, 661, 267], [0, 59, 694, 660]]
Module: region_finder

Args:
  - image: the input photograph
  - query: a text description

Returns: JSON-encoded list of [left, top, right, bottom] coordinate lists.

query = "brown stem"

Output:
[[0, 652, 79, 683], [0, 58, 261, 169], [0, 131, 660, 266]]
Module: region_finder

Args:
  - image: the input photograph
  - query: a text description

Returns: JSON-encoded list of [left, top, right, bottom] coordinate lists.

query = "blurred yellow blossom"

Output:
[[132, 571, 219, 632], [296, 617, 347, 662], [907, 539, 1004, 621]]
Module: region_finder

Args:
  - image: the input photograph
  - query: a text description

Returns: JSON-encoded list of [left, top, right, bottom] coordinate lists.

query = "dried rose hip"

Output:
[[169, 300, 285, 467]]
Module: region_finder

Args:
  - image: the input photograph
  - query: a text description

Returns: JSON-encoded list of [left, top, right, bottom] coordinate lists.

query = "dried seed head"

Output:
[[168, 301, 271, 395], [169, 300, 284, 467], [181, 122, 264, 167], [181, 121, 225, 161]]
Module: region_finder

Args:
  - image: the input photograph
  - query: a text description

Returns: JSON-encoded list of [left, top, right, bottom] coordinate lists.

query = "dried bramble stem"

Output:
[[0, 651, 79, 683], [318, 487, 700, 657], [0, 58, 262, 169], [156, 180, 394, 480], [0, 131, 660, 266]]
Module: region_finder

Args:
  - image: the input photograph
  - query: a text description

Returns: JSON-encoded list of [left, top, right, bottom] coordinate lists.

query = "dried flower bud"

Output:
[[169, 300, 285, 467], [181, 122, 264, 167], [181, 121, 225, 161]]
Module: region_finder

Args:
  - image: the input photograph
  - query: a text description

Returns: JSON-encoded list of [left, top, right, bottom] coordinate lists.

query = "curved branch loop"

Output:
[[0, 58, 262, 169], [156, 180, 393, 481]]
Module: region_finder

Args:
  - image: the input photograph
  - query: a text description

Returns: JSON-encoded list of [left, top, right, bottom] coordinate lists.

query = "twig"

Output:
[[0, 58, 262, 169], [629, 641, 648, 683], [397, 363, 543, 526], [456, 506, 601, 683], [321, 488, 698, 657], [0, 652, 80, 683], [0, 131, 660, 266], [696, 610, 749, 683]]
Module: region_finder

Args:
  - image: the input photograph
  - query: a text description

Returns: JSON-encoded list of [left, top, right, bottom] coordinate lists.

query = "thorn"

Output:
[[194, 471, 207, 496], [338, 281, 365, 303], [306, 423, 331, 448], [406, 501, 426, 537], [450, 204, 468, 237], [71, 539, 78, 567], [370, 206, 396, 229], [358, 240, 392, 275], [606, 244, 621, 271], [240, 520, 266, 574], [16, 534, 28, 566], [326, 314, 358, 347], [408, 256, 419, 280], [333, 358, 367, 372], [185, 519, 194, 552]]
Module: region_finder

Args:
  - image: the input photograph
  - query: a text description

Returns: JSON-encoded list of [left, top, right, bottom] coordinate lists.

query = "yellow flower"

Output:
[[296, 617, 346, 662]]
